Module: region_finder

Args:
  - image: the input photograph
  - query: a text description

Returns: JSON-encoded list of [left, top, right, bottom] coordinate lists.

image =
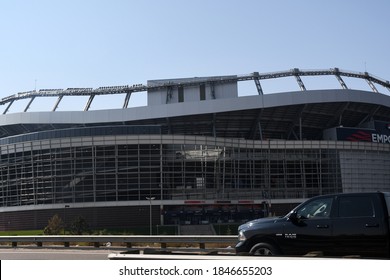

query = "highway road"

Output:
[[0, 248, 122, 260], [0, 247, 298, 261]]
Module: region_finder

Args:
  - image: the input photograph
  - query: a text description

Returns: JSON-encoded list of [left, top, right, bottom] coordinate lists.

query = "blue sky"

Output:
[[0, 0, 389, 111]]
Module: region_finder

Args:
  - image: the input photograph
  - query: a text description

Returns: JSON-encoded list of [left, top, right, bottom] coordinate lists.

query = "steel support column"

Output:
[[253, 72, 264, 95], [3, 100, 14, 114], [292, 69, 306, 91], [333, 68, 348, 89], [52, 95, 63, 111], [123, 92, 132, 108], [365, 74, 379, 93], [84, 94, 95, 111], [24, 97, 36, 112]]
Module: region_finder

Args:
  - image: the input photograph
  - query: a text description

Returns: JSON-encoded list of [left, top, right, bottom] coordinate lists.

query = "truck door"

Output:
[[281, 196, 334, 255], [332, 195, 387, 257]]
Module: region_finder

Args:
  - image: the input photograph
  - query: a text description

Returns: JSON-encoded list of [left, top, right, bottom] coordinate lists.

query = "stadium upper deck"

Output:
[[0, 68, 389, 142]]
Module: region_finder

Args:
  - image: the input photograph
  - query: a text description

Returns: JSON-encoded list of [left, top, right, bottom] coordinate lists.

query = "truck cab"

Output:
[[236, 192, 390, 258]]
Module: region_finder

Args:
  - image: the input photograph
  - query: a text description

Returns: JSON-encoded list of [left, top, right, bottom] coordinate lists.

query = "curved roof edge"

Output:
[[0, 89, 389, 126], [1, 68, 389, 113]]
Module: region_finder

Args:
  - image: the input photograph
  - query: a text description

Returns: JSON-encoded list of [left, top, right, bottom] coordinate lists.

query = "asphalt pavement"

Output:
[[0, 248, 121, 260]]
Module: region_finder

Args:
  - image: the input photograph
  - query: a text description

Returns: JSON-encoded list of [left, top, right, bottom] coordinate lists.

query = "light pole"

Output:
[[64, 204, 70, 234], [146, 197, 155, 235]]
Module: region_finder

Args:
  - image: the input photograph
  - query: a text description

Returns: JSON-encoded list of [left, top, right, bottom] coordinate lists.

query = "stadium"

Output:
[[0, 68, 390, 231]]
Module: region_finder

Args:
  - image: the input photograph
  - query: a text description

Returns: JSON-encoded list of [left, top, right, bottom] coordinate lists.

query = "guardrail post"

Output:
[[0, 235, 237, 251]]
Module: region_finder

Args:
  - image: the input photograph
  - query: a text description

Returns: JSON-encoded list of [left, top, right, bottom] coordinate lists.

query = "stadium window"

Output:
[[178, 87, 184, 103], [200, 84, 206, 100]]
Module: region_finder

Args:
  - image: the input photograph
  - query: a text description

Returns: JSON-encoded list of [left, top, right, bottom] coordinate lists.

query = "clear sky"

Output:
[[0, 0, 389, 111]]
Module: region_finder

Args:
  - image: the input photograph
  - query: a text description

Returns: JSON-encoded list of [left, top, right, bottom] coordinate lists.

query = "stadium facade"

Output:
[[0, 68, 390, 230]]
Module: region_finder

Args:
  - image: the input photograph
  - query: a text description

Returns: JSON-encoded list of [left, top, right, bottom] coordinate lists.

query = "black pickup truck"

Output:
[[236, 192, 390, 258]]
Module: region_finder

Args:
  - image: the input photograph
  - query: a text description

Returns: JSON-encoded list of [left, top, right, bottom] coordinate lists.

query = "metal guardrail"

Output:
[[0, 235, 237, 249]]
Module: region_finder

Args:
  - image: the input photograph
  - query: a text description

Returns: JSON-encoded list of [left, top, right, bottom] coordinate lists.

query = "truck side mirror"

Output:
[[288, 212, 306, 226], [289, 212, 298, 222], [289, 212, 304, 225]]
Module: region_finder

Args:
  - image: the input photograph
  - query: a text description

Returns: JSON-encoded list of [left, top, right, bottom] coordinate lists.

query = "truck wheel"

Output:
[[250, 242, 280, 256]]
